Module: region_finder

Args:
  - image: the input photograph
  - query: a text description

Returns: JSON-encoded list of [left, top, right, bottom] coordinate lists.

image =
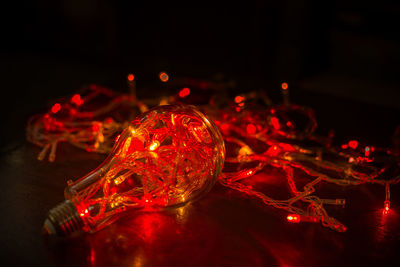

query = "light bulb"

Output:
[[43, 104, 225, 236]]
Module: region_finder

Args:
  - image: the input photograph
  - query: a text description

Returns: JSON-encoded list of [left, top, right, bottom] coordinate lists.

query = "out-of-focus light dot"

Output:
[[286, 121, 292, 127], [246, 124, 257, 134], [271, 117, 280, 130], [127, 74, 135, 82], [92, 123, 100, 132], [71, 94, 83, 106], [348, 140, 358, 149], [341, 144, 348, 149], [220, 124, 229, 131], [159, 72, 169, 82], [234, 95, 245, 103], [179, 87, 190, 98], [51, 103, 61, 114], [281, 82, 288, 90], [348, 157, 355, 163], [238, 102, 245, 107], [287, 214, 300, 223], [149, 141, 159, 151]]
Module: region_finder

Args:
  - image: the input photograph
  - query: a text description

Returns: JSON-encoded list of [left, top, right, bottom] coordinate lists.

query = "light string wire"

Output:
[[27, 76, 400, 232]]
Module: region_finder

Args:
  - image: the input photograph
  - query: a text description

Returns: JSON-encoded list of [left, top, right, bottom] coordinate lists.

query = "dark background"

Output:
[[1, 0, 400, 149], [0, 1, 400, 266]]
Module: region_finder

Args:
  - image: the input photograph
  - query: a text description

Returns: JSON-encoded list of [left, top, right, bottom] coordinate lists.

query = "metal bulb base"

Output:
[[42, 200, 83, 236]]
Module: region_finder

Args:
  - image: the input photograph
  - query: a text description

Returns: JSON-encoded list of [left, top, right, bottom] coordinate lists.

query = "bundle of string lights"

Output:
[[28, 73, 400, 233]]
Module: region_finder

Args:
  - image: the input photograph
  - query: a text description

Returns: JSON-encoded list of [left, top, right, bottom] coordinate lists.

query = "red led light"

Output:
[[348, 140, 358, 149], [234, 95, 245, 103], [384, 200, 390, 213], [341, 144, 348, 149], [271, 117, 280, 130], [159, 72, 169, 82], [51, 103, 61, 114], [348, 157, 355, 163], [127, 74, 135, 82], [179, 88, 190, 98], [287, 214, 300, 223], [281, 82, 288, 90], [220, 123, 229, 132], [71, 94, 83, 106], [246, 124, 257, 135]]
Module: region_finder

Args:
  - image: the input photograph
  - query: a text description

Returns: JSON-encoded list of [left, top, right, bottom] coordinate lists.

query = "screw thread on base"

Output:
[[43, 200, 84, 236]]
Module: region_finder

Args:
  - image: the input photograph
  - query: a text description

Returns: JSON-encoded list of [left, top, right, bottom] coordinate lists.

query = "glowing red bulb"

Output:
[[71, 94, 83, 106], [384, 200, 390, 213], [271, 117, 280, 130], [246, 124, 257, 135], [127, 74, 135, 82], [287, 214, 300, 223], [179, 88, 190, 98], [159, 72, 169, 82], [281, 82, 288, 90], [348, 140, 358, 149], [234, 95, 245, 103], [51, 103, 61, 114]]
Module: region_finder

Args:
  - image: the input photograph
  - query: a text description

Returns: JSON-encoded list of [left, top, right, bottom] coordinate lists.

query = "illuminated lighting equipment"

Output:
[[281, 82, 290, 105], [348, 140, 358, 149], [287, 214, 300, 223], [71, 94, 83, 106], [127, 74, 135, 82], [43, 105, 225, 236], [51, 103, 61, 114], [159, 72, 169, 82], [178, 88, 190, 98]]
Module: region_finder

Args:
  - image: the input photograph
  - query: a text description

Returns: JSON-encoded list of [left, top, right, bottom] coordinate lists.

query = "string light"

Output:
[[30, 74, 400, 234], [27, 83, 147, 162]]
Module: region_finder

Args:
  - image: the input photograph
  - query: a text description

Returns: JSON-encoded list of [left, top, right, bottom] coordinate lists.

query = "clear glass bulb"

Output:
[[43, 104, 225, 236]]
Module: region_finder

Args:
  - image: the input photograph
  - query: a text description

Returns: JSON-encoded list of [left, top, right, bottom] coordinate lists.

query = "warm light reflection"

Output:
[[281, 82, 288, 90]]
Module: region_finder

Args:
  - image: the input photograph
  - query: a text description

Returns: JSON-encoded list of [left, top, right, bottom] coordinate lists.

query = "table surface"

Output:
[[1, 70, 400, 266]]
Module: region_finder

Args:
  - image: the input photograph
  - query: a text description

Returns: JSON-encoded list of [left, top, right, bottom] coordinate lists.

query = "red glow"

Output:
[[348, 157, 355, 163], [51, 103, 61, 114], [179, 88, 190, 98], [246, 124, 257, 134], [127, 74, 135, 82], [287, 214, 300, 223], [286, 121, 292, 127], [281, 82, 288, 90], [341, 144, 348, 149], [384, 201, 390, 214], [92, 123, 100, 132], [271, 117, 280, 130], [220, 123, 229, 132], [71, 94, 83, 106], [365, 146, 370, 157], [234, 95, 245, 103], [159, 72, 169, 82], [348, 140, 358, 149]]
